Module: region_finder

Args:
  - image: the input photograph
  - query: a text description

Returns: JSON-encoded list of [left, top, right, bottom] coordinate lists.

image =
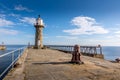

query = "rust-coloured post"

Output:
[[115, 58, 120, 63], [70, 45, 84, 64]]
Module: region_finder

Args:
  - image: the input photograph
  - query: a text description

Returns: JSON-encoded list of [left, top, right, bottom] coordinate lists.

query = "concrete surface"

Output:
[[24, 48, 120, 80]]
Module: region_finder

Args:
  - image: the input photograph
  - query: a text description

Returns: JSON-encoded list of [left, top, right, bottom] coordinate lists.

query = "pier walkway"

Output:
[[24, 48, 120, 80], [4, 48, 120, 80]]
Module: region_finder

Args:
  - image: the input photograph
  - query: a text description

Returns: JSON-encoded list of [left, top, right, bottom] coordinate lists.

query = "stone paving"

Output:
[[24, 48, 120, 80]]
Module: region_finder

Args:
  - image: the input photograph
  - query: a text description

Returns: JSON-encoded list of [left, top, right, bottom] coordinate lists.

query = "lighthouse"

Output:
[[34, 15, 44, 49]]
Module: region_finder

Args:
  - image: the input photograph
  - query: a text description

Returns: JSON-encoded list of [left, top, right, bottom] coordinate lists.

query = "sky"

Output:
[[0, 0, 120, 46]]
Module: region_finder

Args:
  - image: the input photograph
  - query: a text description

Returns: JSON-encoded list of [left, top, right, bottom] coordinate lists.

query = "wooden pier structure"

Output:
[[46, 45, 104, 59]]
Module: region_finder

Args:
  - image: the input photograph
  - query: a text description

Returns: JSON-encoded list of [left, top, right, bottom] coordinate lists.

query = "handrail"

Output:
[[46, 45, 104, 59], [0, 47, 24, 58], [0, 46, 26, 79], [45, 45, 102, 54]]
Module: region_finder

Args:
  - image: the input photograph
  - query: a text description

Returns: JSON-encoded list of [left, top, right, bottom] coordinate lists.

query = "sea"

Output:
[[0, 45, 120, 79], [0, 45, 26, 79], [102, 46, 120, 60]]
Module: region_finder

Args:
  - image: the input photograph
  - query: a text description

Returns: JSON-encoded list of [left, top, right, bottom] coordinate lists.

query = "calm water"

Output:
[[0, 45, 26, 79], [103, 46, 120, 60], [0, 45, 25, 55]]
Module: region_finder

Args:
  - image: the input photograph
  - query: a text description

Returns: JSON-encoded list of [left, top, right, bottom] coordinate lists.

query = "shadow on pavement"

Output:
[[32, 61, 71, 65]]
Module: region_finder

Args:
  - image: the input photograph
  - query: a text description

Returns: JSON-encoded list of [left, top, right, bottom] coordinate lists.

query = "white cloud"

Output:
[[56, 36, 78, 39], [9, 13, 20, 17], [20, 17, 36, 25], [115, 31, 120, 34], [63, 16, 109, 35], [114, 31, 120, 38], [0, 28, 18, 35], [14, 5, 33, 12], [106, 36, 114, 39], [115, 35, 120, 38], [0, 14, 6, 18], [0, 18, 14, 27]]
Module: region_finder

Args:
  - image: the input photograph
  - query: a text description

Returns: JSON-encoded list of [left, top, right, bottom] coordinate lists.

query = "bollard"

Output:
[[70, 45, 84, 64], [115, 58, 120, 63]]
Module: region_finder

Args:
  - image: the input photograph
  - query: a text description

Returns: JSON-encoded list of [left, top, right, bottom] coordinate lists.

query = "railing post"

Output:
[[100, 46, 102, 54], [20, 48, 22, 54], [98, 45, 102, 54], [12, 51, 14, 69], [19, 48, 22, 58]]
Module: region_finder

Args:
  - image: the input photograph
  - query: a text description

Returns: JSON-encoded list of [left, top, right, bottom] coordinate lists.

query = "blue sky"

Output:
[[0, 0, 120, 46]]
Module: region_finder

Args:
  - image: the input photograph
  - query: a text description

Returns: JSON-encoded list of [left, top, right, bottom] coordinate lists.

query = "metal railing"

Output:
[[46, 45, 102, 54], [46, 45, 104, 59], [46, 45, 74, 53], [0, 47, 26, 79]]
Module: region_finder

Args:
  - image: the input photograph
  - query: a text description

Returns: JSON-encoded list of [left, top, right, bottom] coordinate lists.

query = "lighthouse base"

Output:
[[34, 46, 39, 49], [34, 45, 44, 49]]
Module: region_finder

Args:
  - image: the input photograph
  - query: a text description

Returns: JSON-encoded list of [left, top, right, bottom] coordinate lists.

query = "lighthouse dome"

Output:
[[36, 15, 43, 25]]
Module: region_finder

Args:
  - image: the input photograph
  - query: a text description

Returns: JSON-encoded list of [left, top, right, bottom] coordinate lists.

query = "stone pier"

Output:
[[4, 48, 120, 80]]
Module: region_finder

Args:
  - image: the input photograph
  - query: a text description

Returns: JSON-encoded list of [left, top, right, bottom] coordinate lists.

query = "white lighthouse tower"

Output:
[[34, 15, 44, 49]]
